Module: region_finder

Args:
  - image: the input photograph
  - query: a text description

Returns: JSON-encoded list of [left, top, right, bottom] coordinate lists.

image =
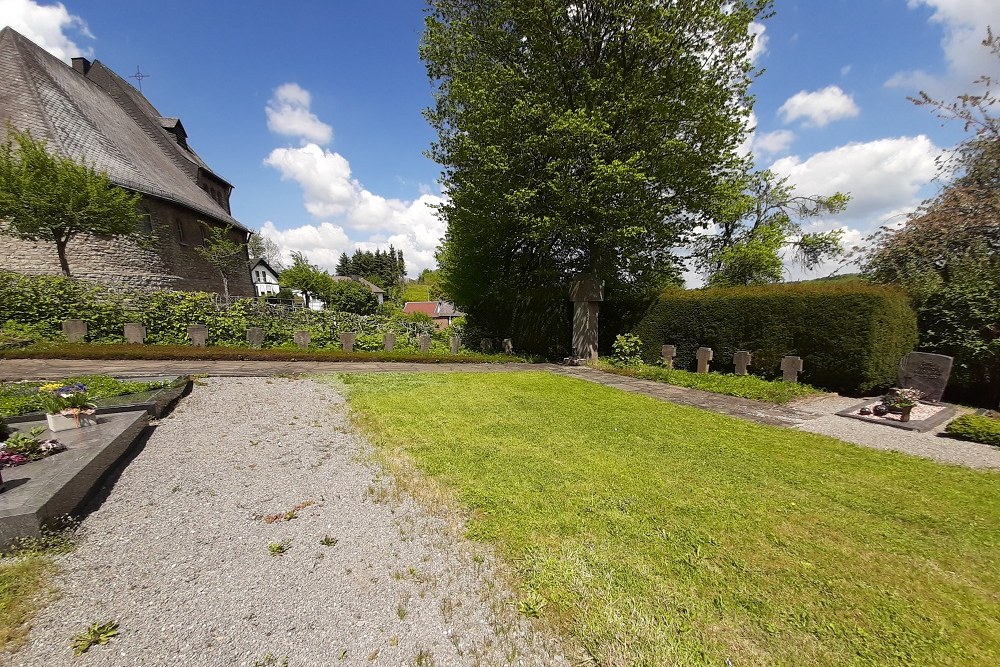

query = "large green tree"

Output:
[[278, 252, 332, 308], [0, 128, 143, 277], [863, 30, 999, 404], [694, 169, 849, 287], [422, 0, 769, 351]]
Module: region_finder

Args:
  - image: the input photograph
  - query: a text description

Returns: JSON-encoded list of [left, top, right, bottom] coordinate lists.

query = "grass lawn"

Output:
[[400, 283, 432, 302], [341, 371, 1000, 666], [596, 360, 823, 404]]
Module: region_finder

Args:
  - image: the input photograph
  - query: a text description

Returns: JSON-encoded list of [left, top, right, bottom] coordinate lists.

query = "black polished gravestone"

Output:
[[898, 352, 953, 402]]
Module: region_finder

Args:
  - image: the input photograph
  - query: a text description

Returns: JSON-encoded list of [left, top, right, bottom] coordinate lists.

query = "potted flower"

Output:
[[40, 383, 97, 432], [884, 387, 922, 422], [1, 426, 66, 471]]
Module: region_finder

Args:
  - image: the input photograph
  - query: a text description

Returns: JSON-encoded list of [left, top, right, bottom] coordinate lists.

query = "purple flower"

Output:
[[56, 383, 87, 397]]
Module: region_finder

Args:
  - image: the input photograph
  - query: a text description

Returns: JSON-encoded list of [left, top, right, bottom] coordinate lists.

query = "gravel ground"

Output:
[[12, 377, 570, 667], [793, 395, 1000, 470]]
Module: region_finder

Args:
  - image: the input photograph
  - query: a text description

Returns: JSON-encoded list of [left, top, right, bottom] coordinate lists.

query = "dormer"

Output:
[[158, 117, 189, 150]]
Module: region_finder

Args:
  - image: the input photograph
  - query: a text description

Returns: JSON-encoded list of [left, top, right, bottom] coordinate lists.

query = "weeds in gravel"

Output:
[[397, 603, 408, 620], [516, 591, 548, 618], [0, 517, 79, 652], [414, 648, 435, 666], [251, 653, 289, 667], [267, 540, 291, 556], [319, 535, 339, 547], [263, 500, 316, 524], [70, 620, 118, 655]]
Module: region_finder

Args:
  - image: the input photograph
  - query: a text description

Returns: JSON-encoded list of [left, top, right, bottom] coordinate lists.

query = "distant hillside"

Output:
[[401, 283, 431, 303]]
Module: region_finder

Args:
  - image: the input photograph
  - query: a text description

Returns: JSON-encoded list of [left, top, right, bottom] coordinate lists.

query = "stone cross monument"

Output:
[[733, 350, 752, 376], [696, 347, 713, 373], [780, 355, 804, 383], [569, 274, 604, 360], [661, 345, 677, 369]]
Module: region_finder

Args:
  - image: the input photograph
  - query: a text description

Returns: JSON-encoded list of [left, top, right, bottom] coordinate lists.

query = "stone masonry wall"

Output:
[[0, 196, 254, 296]]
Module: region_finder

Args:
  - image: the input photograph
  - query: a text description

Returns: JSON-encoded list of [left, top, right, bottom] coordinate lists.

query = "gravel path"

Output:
[[13, 377, 570, 667], [793, 395, 1000, 470]]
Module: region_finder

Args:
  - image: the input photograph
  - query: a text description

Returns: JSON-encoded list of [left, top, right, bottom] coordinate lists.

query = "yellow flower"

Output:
[[39, 383, 62, 392]]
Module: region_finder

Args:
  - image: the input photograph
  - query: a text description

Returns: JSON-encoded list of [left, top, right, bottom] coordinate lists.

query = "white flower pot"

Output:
[[46, 412, 97, 432]]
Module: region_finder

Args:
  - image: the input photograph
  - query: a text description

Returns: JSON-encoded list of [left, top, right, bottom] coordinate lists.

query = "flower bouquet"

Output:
[[0, 426, 66, 469], [40, 383, 98, 432], [882, 387, 923, 422]]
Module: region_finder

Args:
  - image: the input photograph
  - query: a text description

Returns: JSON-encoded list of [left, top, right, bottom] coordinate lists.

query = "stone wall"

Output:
[[0, 195, 254, 296]]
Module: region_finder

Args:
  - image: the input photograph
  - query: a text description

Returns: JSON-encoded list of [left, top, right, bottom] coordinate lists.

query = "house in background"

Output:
[[333, 275, 386, 305], [402, 301, 465, 330], [0, 27, 253, 296], [250, 258, 281, 296]]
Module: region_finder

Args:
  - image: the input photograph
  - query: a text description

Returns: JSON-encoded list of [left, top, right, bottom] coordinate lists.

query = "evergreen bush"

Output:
[[945, 414, 1000, 447], [633, 282, 918, 393]]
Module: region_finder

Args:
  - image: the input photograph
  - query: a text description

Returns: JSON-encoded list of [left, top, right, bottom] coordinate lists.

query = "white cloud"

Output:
[[748, 21, 768, 65], [265, 83, 333, 145], [887, 0, 1000, 95], [840, 65, 852, 77], [770, 135, 939, 221], [0, 0, 92, 61], [753, 129, 795, 156], [778, 85, 860, 127], [263, 118, 447, 276]]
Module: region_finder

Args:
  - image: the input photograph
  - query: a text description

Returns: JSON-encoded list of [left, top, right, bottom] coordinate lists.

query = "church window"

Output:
[[175, 219, 186, 243]]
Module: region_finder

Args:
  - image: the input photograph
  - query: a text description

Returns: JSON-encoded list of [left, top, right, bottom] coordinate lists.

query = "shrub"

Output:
[[633, 282, 918, 393], [0, 272, 444, 349], [611, 334, 643, 366], [945, 414, 1000, 447]]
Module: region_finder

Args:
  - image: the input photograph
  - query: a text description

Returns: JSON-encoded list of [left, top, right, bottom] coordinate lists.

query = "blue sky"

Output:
[[2, 0, 998, 280]]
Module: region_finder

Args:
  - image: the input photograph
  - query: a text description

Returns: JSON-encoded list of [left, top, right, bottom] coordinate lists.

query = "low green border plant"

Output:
[[0, 342, 532, 365], [595, 360, 823, 404], [0, 375, 171, 418], [945, 414, 1000, 447]]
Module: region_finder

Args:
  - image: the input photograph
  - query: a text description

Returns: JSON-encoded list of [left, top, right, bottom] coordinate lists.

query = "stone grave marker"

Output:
[[187, 324, 208, 347], [661, 345, 677, 369], [123, 323, 146, 344], [450, 335, 461, 354], [418, 334, 431, 353], [502, 338, 514, 355], [569, 274, 603, 360], [696, 347, 713, 373], [246, 327, 264, 349], [62, 319, 87, 343], [383, 333, 396, 352], [733, 350, 752, 376], [480, 338, 493, 353], [898, 351, 953, 402], [293, 330, 311, 349], [340, 332, 357, 353], [780, 355, 803, 383]]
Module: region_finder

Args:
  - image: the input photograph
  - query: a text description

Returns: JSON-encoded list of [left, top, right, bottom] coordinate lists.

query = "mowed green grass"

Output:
[[341, 372, 1000, 666]]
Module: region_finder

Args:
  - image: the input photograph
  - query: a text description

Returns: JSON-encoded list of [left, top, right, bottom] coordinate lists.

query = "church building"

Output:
[[0, 27, 253, 296]]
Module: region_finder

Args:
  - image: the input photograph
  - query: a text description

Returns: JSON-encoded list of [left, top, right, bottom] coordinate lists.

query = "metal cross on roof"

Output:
[[129, 66, 149, 91]]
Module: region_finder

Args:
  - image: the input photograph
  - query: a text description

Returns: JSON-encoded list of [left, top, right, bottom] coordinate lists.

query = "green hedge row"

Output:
[[945, 414, 1000, 447], [0, 272, 451, 351], [633, 282, 918, 393]]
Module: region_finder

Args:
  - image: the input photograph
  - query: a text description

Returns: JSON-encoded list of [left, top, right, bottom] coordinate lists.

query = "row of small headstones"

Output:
[[61, 319, 515, 355], [661, 344, 804, 383]]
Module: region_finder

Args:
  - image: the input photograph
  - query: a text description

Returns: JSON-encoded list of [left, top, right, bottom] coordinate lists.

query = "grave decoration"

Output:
[[839, 384, 955, 432], [0, 425, 66, 469], [39, 383, 97, 432]]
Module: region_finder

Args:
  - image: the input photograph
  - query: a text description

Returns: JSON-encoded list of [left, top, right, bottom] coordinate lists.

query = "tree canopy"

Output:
[[335, 247, 406, 287], [278, 252, 331, 307], [0, 127, 143, 276], [693, 169, 849, 287], [422, 0, 769, 350], [195, 223, 248, 300], [863, 30, 999, 404], [318, 278, 379, 315]]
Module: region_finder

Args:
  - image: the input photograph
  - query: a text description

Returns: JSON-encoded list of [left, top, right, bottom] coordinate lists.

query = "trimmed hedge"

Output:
[[945, 414, 1000, 447], [0, 272, 446, 351], [633, 282, 918, 393]]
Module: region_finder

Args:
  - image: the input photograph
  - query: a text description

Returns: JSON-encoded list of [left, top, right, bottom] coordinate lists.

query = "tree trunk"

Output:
[[55, 238, 71, 277], [221, 274, 230, 301]]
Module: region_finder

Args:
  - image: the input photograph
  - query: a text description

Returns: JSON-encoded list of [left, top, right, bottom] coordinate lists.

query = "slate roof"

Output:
[[333, 275, 387, 294], [402, 301, 465, 318], [0, 27, 246, 232]]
